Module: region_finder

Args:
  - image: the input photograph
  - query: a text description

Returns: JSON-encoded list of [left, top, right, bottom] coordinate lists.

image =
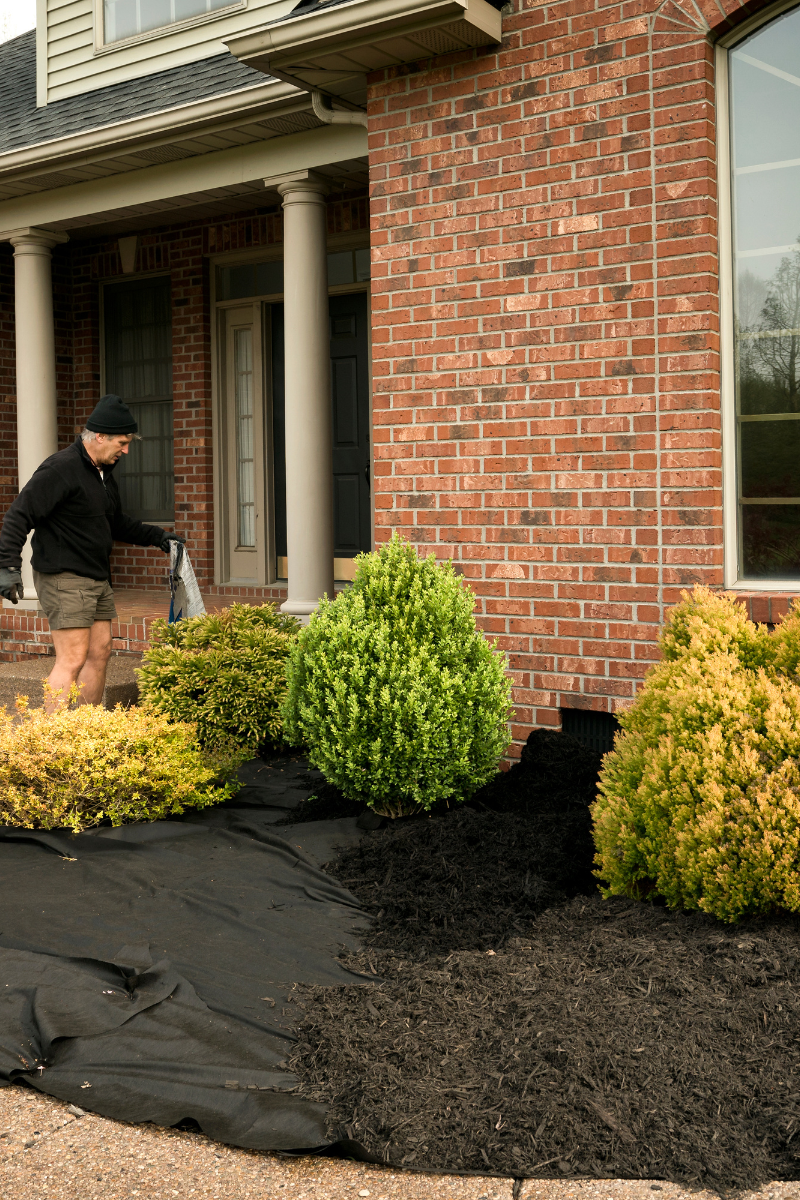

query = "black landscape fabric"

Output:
[[0, 758, 372, 1152], [3, 731, 800, 1189]]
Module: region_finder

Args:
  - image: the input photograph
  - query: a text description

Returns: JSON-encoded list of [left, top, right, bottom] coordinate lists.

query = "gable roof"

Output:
[[0, 30, 272, 155]]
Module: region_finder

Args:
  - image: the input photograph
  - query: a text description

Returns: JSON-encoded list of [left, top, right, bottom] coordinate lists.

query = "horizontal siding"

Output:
[[48, 13, 94, 47], [46, 0, 294, 103]]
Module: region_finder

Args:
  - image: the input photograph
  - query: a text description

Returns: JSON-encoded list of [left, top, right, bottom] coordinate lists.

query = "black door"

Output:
[[271, 292, 371, 566]]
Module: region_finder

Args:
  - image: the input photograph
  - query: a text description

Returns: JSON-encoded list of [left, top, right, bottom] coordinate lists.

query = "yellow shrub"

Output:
[[0, 698, 240, 832], [593, 586, 800, 922]]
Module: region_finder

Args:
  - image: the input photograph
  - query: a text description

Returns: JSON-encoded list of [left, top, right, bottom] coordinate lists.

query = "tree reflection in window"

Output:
[[730, 3, 800, 579], [736, 246, 800, 577]]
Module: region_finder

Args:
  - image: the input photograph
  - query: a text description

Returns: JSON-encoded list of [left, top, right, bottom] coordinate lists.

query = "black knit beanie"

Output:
[[86, 395, 138, 434]]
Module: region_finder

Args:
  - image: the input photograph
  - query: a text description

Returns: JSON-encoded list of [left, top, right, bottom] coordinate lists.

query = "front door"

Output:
[[272, 292, 371, 576]]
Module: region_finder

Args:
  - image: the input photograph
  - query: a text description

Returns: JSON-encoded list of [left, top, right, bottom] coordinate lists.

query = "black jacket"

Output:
[[0, 439, 165, 582]]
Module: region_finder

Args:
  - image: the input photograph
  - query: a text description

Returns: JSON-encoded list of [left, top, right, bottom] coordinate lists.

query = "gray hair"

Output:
[[80, 427, 140, 442]]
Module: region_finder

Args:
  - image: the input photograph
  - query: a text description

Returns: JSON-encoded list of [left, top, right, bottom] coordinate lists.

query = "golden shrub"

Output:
[[593, 586, 800, 921], [0, 696, 240, 832]]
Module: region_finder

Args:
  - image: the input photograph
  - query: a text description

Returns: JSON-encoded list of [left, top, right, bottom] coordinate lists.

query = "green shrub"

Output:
[[0, 697, 240, 832], [282, 533, 512, 817], [137, 603, 299, 754], [593, 585, 800, 922]]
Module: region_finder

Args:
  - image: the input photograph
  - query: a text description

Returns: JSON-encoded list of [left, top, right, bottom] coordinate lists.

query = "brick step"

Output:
[[0, 655, 141, 711]]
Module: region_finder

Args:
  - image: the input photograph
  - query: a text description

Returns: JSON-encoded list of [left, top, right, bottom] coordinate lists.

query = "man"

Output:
[[0, 394, 184, 711]]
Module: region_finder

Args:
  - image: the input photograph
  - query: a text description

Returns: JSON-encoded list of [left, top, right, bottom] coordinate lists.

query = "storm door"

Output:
[[272, 291, 371, 576]]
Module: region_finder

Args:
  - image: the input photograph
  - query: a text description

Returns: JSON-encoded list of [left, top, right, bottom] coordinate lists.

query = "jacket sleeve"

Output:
[[0, 466, 72, 570], [109, 496, 165, 549]]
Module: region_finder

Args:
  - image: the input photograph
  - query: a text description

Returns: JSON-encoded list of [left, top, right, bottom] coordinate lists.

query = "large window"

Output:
[[104, 0, 234, 44], [104, 278, 174, 523], [730, 5, 800, 579]]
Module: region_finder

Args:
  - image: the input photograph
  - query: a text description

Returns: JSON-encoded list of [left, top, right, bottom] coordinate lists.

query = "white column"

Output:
[[5, 227, 69, 606], [264, 170, 334, 620]]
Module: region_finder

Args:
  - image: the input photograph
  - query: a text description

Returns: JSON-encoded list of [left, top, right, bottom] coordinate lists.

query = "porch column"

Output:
[[5, 227, 69, 605], [266, 170, 334, 620]]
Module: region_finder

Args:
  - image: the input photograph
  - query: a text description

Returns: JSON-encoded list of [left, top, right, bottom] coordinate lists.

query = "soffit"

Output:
[[0, 104, 332, 203], [225, 0, 503, 108]]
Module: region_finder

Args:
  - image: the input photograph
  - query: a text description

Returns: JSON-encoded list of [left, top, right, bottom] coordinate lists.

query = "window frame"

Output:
[[100, 272, 176, 526], [718, 0, 800, 589], [93, 0, 247, 55]]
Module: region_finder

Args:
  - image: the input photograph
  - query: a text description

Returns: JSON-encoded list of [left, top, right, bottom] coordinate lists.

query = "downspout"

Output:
[[311, 90, 368, 127]]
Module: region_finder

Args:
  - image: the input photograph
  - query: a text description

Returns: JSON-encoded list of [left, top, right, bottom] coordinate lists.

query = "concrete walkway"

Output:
[[1, 1086, 797, 1200]]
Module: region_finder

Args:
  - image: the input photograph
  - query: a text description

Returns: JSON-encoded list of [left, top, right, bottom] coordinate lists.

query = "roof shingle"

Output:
[[0, 31, 271, 156]]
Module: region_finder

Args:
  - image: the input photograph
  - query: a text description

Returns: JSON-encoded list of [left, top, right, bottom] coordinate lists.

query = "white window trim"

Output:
[[717, 4, 800, 591], [93, 0, 247, 55]]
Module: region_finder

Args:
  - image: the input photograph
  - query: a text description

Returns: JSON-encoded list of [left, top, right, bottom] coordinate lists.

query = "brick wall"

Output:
[[365, 0, 776, 740]]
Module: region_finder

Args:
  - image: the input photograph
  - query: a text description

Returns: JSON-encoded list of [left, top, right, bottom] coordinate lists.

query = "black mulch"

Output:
[[284, 731, 800, 1190]]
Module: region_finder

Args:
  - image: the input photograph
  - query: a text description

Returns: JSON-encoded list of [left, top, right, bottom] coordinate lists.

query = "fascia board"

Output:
[[226, 0, 470, 60], [0, 122, 367, 232], [0, 79, 304, 182]]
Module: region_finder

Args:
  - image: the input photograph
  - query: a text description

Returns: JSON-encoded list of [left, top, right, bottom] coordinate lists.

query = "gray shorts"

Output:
[[33, 571, 117, 630]]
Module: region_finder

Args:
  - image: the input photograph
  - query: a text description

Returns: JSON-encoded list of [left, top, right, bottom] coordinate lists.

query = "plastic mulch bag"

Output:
[[169, 542, 206, 623]]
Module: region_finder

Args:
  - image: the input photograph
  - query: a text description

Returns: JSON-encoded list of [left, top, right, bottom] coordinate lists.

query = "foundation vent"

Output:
[[560, 709, 620, 756]]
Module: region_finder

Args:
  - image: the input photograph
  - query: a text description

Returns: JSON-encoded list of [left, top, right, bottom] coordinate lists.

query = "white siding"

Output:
[[45, 0, 297, 104]]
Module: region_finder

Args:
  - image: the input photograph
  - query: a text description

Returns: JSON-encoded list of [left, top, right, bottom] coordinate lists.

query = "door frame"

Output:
[[209, 235, 372, 586], [220, 303, 271, 585]]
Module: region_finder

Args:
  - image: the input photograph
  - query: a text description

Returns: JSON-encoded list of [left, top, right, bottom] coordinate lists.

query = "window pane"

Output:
[[116, 401, 175, 523], [740, 420, 800, 498], [105, 0, 138, 41], [105, 0, 232, 42], [255, 259, 284, 295], [327, 250, 354, 286], [216, 253, 370, 299], [217, 261, 283, 300], [742, 505, 800, 579], [234, 328, 255, 548], [354, 247, 371, 281], [227, 264, 256, 300], [104, 278, 173, 522], [730, 5, 800, 578]]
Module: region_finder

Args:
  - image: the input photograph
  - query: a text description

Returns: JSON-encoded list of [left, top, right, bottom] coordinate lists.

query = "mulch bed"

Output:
[[284, 732, 800, 1190]]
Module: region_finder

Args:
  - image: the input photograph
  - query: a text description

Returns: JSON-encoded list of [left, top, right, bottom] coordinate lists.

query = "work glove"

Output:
[[0, 567, 24, 604], [160, 533, 187, 554]]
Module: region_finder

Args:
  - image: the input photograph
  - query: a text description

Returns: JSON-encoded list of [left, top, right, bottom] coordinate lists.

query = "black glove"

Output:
[[160, 533, 187, 554], [0, 567, 23, 604]]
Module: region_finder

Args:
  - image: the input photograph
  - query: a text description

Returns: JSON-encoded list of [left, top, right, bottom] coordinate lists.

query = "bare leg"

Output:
[[75, 621, 113, 706], [47, 627, 91, 713]]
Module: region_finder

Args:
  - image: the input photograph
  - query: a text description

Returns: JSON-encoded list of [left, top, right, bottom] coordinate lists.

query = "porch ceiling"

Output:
[[50, 156, 369, 240], [226, 0, 503, 109], [0, 124, 368, 241]]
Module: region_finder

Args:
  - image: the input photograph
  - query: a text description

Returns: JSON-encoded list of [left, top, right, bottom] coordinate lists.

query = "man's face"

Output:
[[92, 433, 134, 466]]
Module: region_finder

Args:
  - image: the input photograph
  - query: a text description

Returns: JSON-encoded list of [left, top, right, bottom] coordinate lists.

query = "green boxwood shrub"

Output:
[[592, 585, 800, 922], [282, 534, 512, 816], [137, 603, 299, 754]]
